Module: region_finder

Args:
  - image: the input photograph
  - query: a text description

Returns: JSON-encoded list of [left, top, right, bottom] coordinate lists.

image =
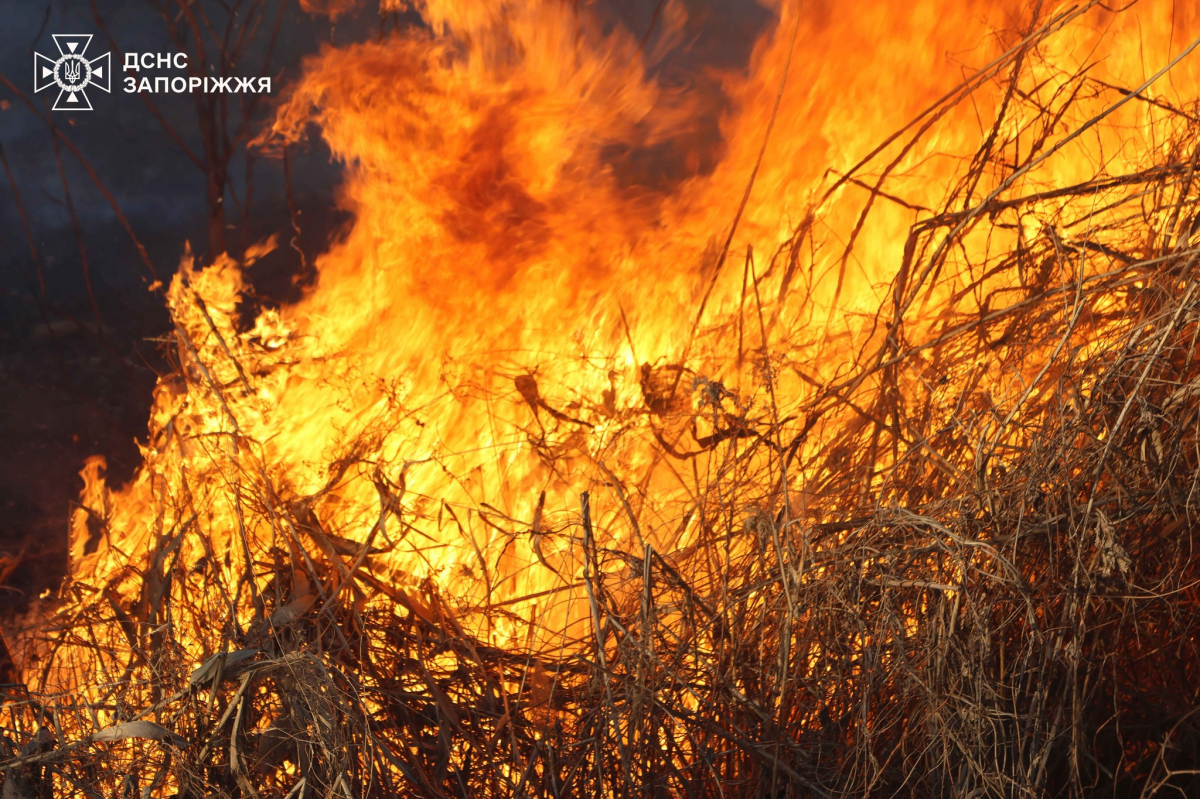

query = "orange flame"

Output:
[[63, 0, 1200, 673]]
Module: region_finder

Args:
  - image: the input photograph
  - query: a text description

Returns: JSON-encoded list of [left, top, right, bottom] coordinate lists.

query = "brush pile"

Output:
[[4, 11, 1200, 799]]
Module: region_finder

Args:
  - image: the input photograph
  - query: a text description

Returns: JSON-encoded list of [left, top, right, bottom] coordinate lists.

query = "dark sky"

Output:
[[0, 0, 374, 335], [0, 0, 379, 604]]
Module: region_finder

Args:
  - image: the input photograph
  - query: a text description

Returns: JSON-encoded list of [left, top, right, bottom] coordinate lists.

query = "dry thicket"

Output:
[[4, 12, 1200, 799]]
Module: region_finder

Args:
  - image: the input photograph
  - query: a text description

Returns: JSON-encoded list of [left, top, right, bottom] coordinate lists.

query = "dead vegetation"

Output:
[[4, 7, 1200, 798]]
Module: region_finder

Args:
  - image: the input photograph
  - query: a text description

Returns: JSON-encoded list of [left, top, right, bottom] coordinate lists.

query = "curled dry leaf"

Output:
[[91, 721, 188, 748], [189, 648, 260, 686]]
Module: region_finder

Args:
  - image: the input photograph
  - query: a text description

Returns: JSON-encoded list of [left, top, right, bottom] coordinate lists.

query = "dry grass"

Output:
[[4, 12, 1200, 798]]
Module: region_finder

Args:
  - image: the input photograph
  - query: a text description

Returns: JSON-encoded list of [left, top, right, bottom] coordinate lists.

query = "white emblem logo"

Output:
[[34, 35, 111, 111]]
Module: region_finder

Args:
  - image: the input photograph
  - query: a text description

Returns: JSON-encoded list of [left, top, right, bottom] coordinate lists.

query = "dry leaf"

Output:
[[189, 648, 260, 686], [91, 721, 188, 747]]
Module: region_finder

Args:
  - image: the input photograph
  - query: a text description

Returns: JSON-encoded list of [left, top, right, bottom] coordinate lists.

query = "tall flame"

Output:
[[61, 0, 1200, 671]]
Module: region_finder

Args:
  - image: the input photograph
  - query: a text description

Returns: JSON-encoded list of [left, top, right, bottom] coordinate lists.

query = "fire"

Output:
[[61, 0, 1200, 655], [20, 0, 1200, 793]]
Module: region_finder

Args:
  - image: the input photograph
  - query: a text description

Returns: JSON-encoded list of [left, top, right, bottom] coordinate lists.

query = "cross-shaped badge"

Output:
[[34, 34, 111, 111]]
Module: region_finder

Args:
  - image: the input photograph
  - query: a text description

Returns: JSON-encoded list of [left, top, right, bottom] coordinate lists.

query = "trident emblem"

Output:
[[34, 34, 111, 111]]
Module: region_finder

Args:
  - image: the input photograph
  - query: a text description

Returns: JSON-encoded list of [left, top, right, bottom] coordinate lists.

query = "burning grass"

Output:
[[5, 3, 1200, 797]]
